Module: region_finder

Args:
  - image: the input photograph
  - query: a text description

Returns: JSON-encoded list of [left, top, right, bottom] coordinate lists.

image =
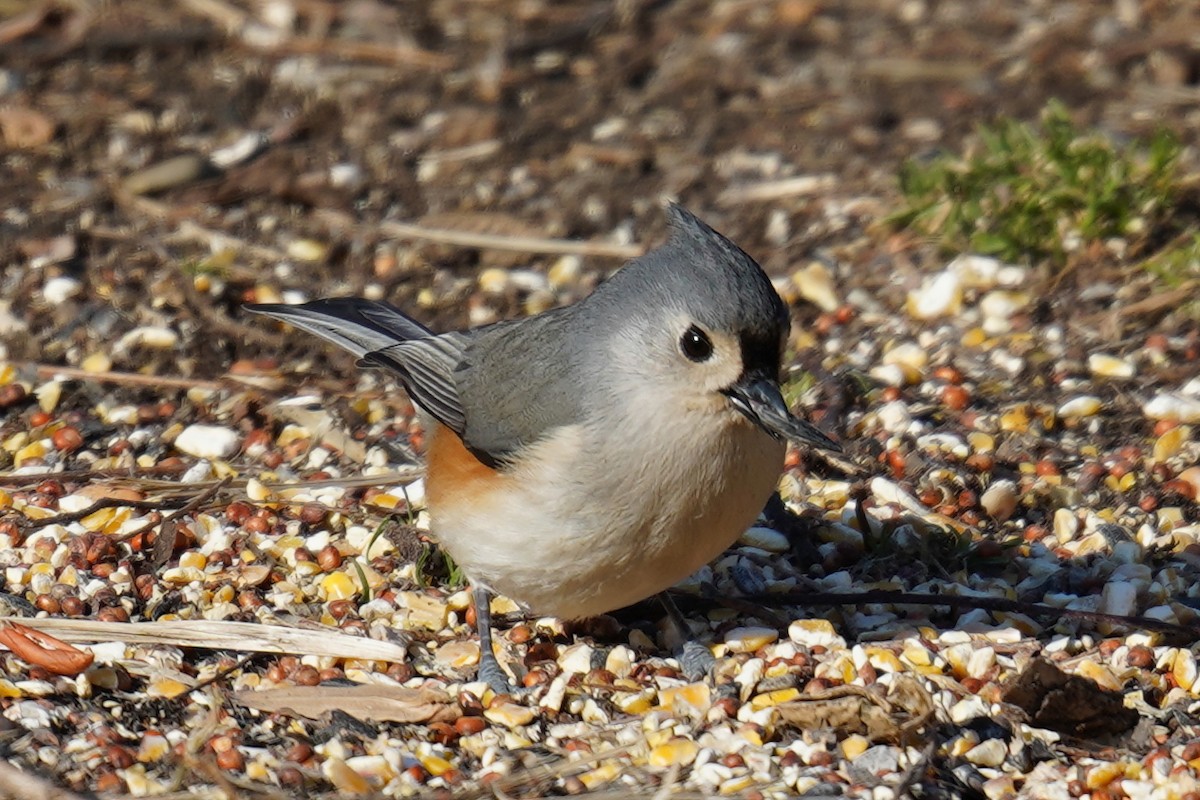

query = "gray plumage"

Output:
[[246, 204, 793, 467]]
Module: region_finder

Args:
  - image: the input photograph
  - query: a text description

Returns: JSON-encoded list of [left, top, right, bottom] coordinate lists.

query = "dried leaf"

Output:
[[0, 621, 94, 676], [776, 691, 898, 740], [236, 684, 459, 723], [1001, 657, 1137, 737]]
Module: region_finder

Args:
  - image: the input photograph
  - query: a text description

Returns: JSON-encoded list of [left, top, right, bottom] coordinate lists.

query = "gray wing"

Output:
[[245, 298, 470, 439], [451, 307, 583, 463], [246, 298, 582, 467]]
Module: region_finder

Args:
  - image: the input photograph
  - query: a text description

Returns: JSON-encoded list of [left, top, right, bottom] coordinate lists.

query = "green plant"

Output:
[[891, 101, 1185, 268], [414, 542, 466, 589]]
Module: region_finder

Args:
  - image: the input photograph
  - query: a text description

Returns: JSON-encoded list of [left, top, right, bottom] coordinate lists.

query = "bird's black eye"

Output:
[[679, 325, 713, 362]]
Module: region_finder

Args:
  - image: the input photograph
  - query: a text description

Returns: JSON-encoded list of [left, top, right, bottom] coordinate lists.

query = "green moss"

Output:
[[890, 101, 1187, 272]]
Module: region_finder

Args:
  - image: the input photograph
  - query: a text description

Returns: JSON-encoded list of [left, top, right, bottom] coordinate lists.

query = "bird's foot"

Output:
[[676, 639, 717, 683], [478, 650, 521, 696]]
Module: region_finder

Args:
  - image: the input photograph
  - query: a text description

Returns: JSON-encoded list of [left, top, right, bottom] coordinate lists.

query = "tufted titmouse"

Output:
[[248, 205, 840, 688]]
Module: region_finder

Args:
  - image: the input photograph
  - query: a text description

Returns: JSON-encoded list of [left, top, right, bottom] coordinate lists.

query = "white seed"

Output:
[[558, 642, 595, 675], [724, 626, 778, 653], [42, 276, 82, 305], [906, 270, 962, 320], [979, 290, 1030, 320], [875, 401, 914, 435], [883, 341, 928, 371], [739, 526, 789, 552], [1143, 393, 1200, 423], [1054, 509, 1079, 543], [113, 326, 179, 354], [980, 480, 1019, 521], [964, 738, 1007, 767], [948, 254, 1002, 289]]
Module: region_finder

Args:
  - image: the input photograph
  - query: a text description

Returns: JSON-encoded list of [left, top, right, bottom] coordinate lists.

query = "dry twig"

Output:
[[378, 219, 643, 259]]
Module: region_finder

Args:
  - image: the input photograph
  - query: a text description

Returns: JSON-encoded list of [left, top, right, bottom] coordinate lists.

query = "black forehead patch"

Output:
[[739, 328, 785, 378]]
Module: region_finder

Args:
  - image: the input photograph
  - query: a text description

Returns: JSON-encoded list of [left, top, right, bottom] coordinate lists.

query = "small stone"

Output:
[[1100, 581, 1137, 618], [175, 425, 240, 459]]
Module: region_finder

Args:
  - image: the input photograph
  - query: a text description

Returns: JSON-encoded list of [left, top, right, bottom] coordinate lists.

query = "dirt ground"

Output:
[[4, 1, 1200, 798]]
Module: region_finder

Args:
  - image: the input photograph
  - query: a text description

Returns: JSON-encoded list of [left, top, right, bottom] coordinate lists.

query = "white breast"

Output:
[[429, 405, 784, 620]]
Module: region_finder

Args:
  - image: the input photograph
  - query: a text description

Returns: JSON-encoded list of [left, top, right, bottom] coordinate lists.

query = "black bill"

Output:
[[722, 373, 841, 452]]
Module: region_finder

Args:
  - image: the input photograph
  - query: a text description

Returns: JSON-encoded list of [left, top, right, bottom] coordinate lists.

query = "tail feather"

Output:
[[245, 299, 433, 357]]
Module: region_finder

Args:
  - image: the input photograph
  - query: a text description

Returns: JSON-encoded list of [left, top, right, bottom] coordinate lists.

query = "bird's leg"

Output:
[[659, 592, 716, 682], [473, 586, 516, 694]]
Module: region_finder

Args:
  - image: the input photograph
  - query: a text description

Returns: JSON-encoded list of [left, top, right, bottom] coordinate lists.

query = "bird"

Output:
[[246, 204, 840, 689]]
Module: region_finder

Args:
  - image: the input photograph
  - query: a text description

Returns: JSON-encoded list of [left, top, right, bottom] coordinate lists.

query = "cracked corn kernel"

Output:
[[750, 688, 800, 710], [320, 572, 358, 601], [579, 762, 620, 790], [658, 682, 711, 715], [840, 735, 869, 759], [147, 678, 189, 698], [647, 738, 699, 768], [965, 739, 1007, 767], [323, 758, 372, 794], [420, 755, 453, 777], [179, 551, 206, 570], [484, 702, 535, 728]]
